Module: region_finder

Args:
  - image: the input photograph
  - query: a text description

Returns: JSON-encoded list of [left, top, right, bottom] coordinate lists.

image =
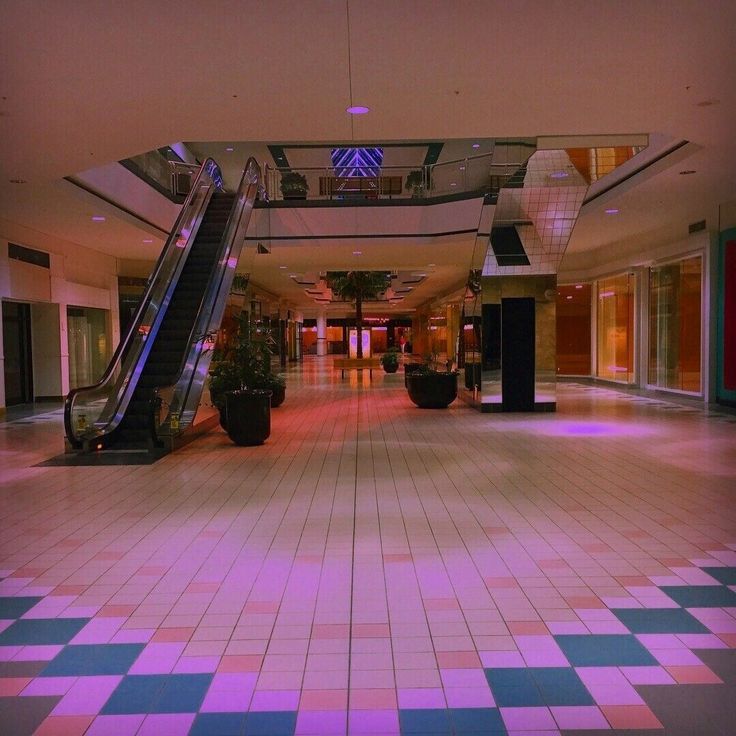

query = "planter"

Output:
[[269, 383, 286, 408], [406, 371, 458, 409], [225, 389, 272, 445], [403, 361, 424, 387], [382, 362, 399, 373]]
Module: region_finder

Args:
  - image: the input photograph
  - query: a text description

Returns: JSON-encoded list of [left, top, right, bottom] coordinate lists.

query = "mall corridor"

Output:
[[1, 361, 736, 735]]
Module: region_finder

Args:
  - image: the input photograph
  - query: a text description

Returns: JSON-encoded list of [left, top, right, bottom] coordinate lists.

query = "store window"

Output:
[[596, 273, 634, 382], [67, 306, 109, 389], [648, 255, 702, 393], [556, 284, 591, 375]]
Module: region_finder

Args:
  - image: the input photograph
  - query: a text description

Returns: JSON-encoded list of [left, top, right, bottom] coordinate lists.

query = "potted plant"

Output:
[[280, 171, 309, 200], [405, 169, 425, 198], [405, 353, 458, 409], [209, 314, 286, 444], [326, 271, 390, 359], [379, 346, 400, 373]]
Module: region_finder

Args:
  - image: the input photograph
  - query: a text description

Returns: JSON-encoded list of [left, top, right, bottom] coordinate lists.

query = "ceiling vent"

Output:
[[688, 219, 706, 234]]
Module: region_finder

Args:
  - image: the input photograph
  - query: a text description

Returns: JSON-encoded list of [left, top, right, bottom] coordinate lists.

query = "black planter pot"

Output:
[[382, 361, 399, 374], [225, 389, 272, 445], [269, 383, 286, 408], [406, 372, 458, 409], [403, 362, 424, 387]]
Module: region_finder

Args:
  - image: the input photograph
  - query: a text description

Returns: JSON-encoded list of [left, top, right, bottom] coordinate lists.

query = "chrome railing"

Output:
[[263, 153, 526, 202], [154, 158, 263, 441], [64, 158, 223, 448]]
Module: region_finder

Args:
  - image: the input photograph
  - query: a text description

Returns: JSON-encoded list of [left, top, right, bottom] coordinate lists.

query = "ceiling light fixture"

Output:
[[143, 238, 153, 243], [279, 265, 288, 269], [225, 147, 234, 152], [344, 3, 369, 121], [346, 105, 369, 115], [575, 284, 583, 289], [472, 143, 480, 149], [450, 182, 457, 187], [604, 208, 619, 215], [91, 215, 106, 222], [428, 263, 436, 267], [352, 250, 362, 256], [550, 171, 569, 179]]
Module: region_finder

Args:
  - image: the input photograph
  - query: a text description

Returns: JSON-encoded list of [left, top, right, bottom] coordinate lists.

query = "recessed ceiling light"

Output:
[[472, 143, 480, 149], [91, 215, 106, 222], [575, 284, 583, 289], [450, 182, 457, 187], [279, 265, 288, 269], [346, 105, 369, 114], [566, 295, 573, 300], [550, 171, 569, 179], [9, 178, 26, 184], [604, 208, 619, 215], [428, 263, 436, 267], [459, 166, 466, 171], [225, 147, 234, 152], [143, 238, 153, 243], [352, 250, 362, 255], [679, 170, 696, 175]]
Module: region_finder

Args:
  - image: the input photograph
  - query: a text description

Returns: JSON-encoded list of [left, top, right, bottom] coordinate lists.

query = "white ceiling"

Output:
[[1, 0, 734, 311]]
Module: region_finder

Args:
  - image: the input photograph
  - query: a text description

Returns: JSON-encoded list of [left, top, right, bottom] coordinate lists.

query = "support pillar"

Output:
[[316, 309, 327, 356]]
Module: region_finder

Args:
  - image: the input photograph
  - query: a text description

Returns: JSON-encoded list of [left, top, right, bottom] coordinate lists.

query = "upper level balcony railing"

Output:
[[263, 153, 525, 203]]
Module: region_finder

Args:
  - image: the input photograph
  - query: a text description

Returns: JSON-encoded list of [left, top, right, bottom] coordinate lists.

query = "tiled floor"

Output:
[[1, 359, 735, 735]]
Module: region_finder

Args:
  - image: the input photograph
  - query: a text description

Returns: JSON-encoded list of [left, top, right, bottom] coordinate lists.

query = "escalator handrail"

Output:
[[155, 157, 263, 435], [64, 157, 223, 447]]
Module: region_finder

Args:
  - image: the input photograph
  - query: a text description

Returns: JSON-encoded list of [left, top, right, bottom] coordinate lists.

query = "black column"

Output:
[[501, 297, 535, 411]]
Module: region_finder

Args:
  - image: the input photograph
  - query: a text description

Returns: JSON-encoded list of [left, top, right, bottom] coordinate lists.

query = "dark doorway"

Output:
[[3, 301, 34, 405]]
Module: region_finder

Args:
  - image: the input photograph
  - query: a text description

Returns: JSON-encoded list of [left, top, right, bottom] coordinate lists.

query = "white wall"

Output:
[[0, 219, 119, 409]]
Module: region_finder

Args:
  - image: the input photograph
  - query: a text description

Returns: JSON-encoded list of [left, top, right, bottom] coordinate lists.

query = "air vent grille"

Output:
[[8, 243, 50, 269], [688, 219, 706, 234]]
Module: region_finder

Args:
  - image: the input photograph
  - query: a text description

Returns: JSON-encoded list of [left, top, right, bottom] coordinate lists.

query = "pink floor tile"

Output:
[[86, 714, 145, 736], [300, 689, 348, 710], [435, 650, 480, 668], [349, 688, 397, 709], [13, 644, 63, 661], [550, 705, 610, 730], [21, 676, 77, 696], [200, 688, 252, 712], [347, 709, 399, 734], [677, 633, 728, 649], [501, 706, 557, 730], [652, 648, 703, 666], [440, 668, 488, 687], [444, 686, 495, 708], [583, 681, 644, 706], [137, 713, 195, 736], [665, 665, 723, 684], [601, 704, 663, 729], [397, 687, 445, 708], [250, 689, 301, 711], [34, 715, 94, 736], [128, 642, 185, 674], [480, 650, 526, 667], [52, 676, 121, 715], [620, 666, 676, 685], [217, 654, 263, 672], [296, 709, 347, 735], [0, 677, 31, 696]]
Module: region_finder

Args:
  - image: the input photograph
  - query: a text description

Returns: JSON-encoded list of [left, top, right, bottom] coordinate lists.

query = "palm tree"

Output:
[[327, 271, 390, 358]]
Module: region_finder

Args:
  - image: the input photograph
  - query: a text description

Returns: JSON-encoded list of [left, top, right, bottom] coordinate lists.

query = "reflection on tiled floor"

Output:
[[1, 362, 735, 735]]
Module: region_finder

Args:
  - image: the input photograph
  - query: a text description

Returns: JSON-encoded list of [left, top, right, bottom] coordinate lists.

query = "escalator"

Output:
[[64, 158, 263, 455]]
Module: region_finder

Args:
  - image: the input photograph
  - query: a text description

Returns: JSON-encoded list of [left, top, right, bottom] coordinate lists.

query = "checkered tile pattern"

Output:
[[1, 370, 735, 734]]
